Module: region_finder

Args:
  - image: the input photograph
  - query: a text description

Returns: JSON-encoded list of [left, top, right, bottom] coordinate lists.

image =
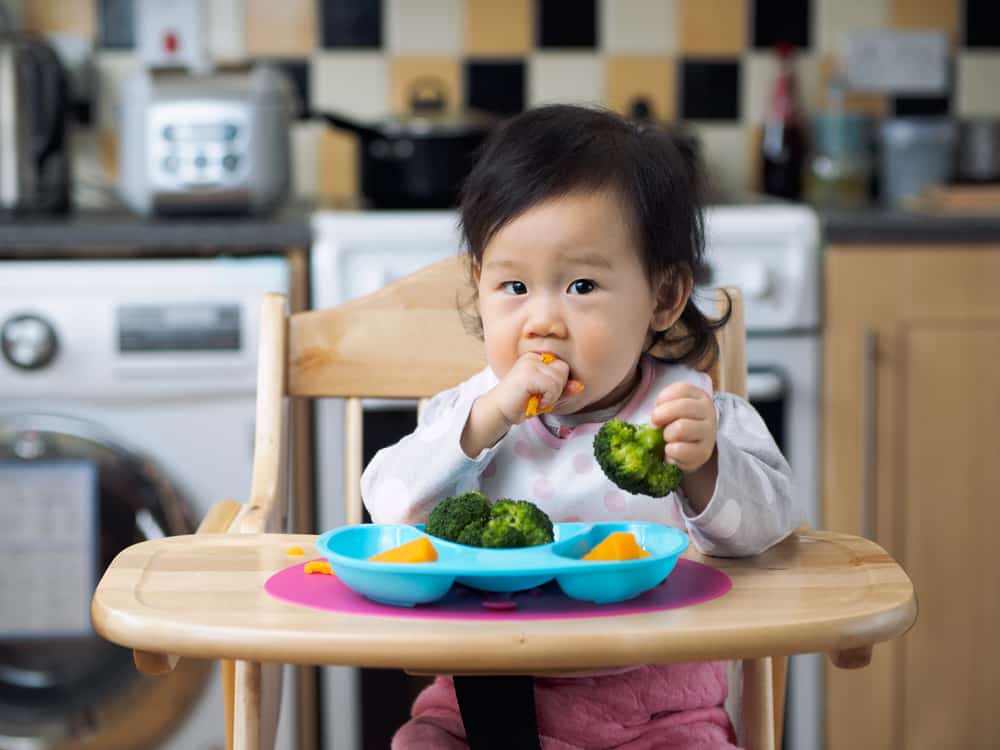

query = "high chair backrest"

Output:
[[285, 255, 747, 525]]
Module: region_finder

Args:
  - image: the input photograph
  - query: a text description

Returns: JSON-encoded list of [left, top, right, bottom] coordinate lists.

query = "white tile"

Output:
[[311, 53, 389, 119], [386, 0, 461, 54], [957, 53, 1000, 117], [93, 50, 140, 130], [815, 0, 889, 55], [742, 51, 821, 125], [291, 121, 322, 198], [600, 0, 676, 53], [208, 0, 245, 63], [528, 53, 604, 107], [690, 123, 748, 197]]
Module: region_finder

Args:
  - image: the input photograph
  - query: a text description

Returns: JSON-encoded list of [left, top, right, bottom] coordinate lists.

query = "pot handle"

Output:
[[310, 109, 383, 140]]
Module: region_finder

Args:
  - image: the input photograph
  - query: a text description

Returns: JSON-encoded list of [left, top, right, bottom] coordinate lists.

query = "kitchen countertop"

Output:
[[3, 203, 1000, 254], [821, 207, 1000, 244], [0, 203, 313, 257]]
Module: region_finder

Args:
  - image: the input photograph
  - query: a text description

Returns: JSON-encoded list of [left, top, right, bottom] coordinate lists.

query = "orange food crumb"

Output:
[[369, 536, 438, 563], [304, 560, 334, 575], [582, 532, 652, 561], [287, 546, 304, 556]]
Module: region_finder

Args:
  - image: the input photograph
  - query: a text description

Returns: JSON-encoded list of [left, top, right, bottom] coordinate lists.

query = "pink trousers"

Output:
[[391, 662, 742, 750]]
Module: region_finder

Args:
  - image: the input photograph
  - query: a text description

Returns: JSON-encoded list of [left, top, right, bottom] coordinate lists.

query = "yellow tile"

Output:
[[24, 0, 95, 36], [244, 0, 316, 56], [890, 0, 959, 45], [465, 0, 532, 55], [100, 128, 118, 181], [605, 56, 676, 122], [678, 0, 746, 56], [745, 124, 762, 192], [318, 128, 360, 205], [389, 57, 463, 115]]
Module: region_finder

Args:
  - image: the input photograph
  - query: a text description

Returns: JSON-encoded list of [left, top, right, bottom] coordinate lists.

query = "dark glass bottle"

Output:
[[761, 43, 807, 200]]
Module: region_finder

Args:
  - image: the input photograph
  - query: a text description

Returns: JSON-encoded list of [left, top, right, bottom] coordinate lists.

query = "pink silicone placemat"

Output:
[[264, 558, 731, 620]]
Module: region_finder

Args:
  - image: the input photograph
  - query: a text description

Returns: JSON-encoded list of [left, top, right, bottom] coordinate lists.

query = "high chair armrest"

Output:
[[132, 499, 244, 676]]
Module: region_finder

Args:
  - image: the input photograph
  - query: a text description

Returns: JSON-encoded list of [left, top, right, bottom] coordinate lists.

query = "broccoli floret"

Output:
[[593, 418, 683, 497], [480, 499, 554, 548], [425, 492, 492, 544]]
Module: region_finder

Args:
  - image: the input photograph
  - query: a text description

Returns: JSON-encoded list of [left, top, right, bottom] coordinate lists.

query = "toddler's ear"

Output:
[[651, 268, 693, 332]]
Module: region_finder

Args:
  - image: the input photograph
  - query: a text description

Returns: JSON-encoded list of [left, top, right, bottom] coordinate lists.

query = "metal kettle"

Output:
[[0, 32, 71, 215]]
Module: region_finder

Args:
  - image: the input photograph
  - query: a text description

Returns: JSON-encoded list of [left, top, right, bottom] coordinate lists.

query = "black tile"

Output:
[[261, 59, 311, 119], [752, 0, 811, 49], [98, 0, 134, 49], [466, 60, 525, 116], [537, 0, 597, 48], [892, 94, 951, 117], [964, 0, 1000, 48], [680, 60, 741, 121], [319, 0, 382, 48]]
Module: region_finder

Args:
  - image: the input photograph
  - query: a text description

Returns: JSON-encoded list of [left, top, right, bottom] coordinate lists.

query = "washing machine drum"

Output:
[[0, 416, 211, 748]]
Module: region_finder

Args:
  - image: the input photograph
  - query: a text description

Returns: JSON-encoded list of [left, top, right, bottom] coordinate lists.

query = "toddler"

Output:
[[362, 104, 801, 750]]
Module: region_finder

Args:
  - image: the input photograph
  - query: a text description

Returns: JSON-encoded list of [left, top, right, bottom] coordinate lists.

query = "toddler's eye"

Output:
[[567, 279, 595, 295], [502, 280, 527, 295]]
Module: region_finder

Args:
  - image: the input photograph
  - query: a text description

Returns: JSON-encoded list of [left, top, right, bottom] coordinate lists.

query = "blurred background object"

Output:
[[2, 0, 997, 214]]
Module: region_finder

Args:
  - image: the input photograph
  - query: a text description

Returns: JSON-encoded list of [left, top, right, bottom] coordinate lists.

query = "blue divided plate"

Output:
[[316, 521, 689, 607]]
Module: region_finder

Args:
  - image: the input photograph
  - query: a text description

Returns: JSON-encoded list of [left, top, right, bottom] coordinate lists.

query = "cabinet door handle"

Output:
[[861, 327, 878, 542]]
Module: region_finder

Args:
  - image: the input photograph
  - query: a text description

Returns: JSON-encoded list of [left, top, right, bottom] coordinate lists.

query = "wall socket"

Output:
[[843, 30, 949, 95]]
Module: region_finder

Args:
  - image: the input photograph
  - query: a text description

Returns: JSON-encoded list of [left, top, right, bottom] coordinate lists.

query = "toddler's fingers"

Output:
[[662, 418, 706, 444], [655, 381, 706, 405], [537, 379, 585, 414], [664, 441, 703, 469], [651, 397, 710, 427]]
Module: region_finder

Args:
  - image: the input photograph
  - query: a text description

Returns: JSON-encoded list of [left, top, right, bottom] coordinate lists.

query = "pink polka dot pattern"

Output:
[[603, 489, 626, 512], [513, 440, 534, 459], [533, 477, 554, 499], [482, 459, 497, 478], [572, 453, 593, 474]]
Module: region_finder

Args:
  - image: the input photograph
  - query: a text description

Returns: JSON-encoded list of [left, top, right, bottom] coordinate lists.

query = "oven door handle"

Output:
[[745, 370, 786, 401]]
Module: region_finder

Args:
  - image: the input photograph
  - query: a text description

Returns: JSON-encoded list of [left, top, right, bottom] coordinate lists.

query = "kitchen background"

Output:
[[4, 0, 1000, 208], [2, 2, 999, 750]]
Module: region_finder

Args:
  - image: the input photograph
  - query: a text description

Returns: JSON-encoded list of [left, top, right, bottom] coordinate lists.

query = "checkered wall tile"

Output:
[[18, 0, 1000, 204]]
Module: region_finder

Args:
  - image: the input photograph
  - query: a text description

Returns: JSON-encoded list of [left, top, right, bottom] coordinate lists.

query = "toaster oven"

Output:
[[119, 64, 297, 216]]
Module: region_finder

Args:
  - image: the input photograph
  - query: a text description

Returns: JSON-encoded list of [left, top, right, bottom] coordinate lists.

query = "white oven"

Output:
[[311, 206, 822, 750]]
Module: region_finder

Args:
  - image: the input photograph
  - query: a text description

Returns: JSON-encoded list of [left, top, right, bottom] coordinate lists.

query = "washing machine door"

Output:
[[0, 414, 212, 749]]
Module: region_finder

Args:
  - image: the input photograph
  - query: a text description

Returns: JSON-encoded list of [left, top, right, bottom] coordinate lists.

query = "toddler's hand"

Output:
[[650, 382, 717, 473], [488, 352, 581, 427]]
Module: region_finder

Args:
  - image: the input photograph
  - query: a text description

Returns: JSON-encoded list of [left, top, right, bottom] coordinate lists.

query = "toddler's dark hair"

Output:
[[458, 104, 730, 370]]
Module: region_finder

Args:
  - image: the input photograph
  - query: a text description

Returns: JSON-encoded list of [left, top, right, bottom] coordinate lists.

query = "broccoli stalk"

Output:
[[593, 418, 683, 497]]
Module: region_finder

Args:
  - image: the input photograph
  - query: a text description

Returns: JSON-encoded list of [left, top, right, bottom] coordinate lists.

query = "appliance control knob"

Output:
[[738, 262, 772, 299], [1, 315, 59, 370]]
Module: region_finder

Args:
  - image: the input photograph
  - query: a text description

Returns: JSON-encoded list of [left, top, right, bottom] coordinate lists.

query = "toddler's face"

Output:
[[475, 190, 678, 414]]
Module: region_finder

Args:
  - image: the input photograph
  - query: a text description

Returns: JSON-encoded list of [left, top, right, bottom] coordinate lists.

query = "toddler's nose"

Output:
[[524, 297, 567, 338]]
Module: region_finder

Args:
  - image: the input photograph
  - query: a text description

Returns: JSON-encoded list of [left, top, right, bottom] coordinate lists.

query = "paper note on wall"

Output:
[[843, 30, 949, 95]]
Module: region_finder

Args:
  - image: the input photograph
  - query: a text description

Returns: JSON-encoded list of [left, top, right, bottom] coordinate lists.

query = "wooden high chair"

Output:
[[92, 256, 916, 750]]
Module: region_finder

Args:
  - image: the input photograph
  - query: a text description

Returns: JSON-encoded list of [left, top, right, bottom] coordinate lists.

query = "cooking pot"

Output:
[[312, 78, 494, 209], [956, 118, 1000, 183]]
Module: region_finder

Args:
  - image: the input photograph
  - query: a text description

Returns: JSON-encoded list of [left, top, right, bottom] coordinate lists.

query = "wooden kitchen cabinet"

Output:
[[823, 247, 1000, 749]]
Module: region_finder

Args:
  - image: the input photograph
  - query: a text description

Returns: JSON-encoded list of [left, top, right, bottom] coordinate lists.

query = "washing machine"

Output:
[[0, 256, 297, 750]]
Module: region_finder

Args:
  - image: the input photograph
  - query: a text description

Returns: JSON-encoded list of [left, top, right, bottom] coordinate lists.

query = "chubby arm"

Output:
[[675, 393, 802, 557], [361, 373, 498, 525]]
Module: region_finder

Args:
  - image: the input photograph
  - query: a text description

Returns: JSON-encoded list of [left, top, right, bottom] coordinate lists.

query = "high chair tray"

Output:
[[91, 530, 917, 673], [316, 522, 688, 606]]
